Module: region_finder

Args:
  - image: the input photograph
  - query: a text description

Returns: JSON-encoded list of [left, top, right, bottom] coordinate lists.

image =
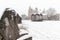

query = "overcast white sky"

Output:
[[0, 0, 60, 17]]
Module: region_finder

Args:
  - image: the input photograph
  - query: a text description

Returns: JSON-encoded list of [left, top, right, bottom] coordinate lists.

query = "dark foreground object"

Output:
[[0, 8, 32, 40], [0, 8, 22, 40]]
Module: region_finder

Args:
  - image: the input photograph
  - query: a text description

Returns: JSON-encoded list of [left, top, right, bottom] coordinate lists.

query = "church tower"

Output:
[[28, 6, 33, 19]]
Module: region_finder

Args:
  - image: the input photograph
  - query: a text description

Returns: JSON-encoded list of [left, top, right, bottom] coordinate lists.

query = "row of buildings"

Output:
[[31, 13, 60, 21], [21, 6, 60, 21]]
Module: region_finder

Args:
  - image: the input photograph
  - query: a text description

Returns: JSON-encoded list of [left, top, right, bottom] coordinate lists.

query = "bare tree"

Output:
[[46, 8, 56, 17]]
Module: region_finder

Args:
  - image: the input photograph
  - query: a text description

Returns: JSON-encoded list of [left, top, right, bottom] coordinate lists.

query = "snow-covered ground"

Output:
[[18, 20, 60, 40]]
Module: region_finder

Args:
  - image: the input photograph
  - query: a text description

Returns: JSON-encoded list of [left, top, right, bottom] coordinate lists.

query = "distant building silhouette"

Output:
[[31, 14, 43, 21], [31, 14, 36, 21], [28, 6, 33, 19], [28, 6, 38, 19], [48, 14, 60, 20], [35, 14, 40, 21]]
